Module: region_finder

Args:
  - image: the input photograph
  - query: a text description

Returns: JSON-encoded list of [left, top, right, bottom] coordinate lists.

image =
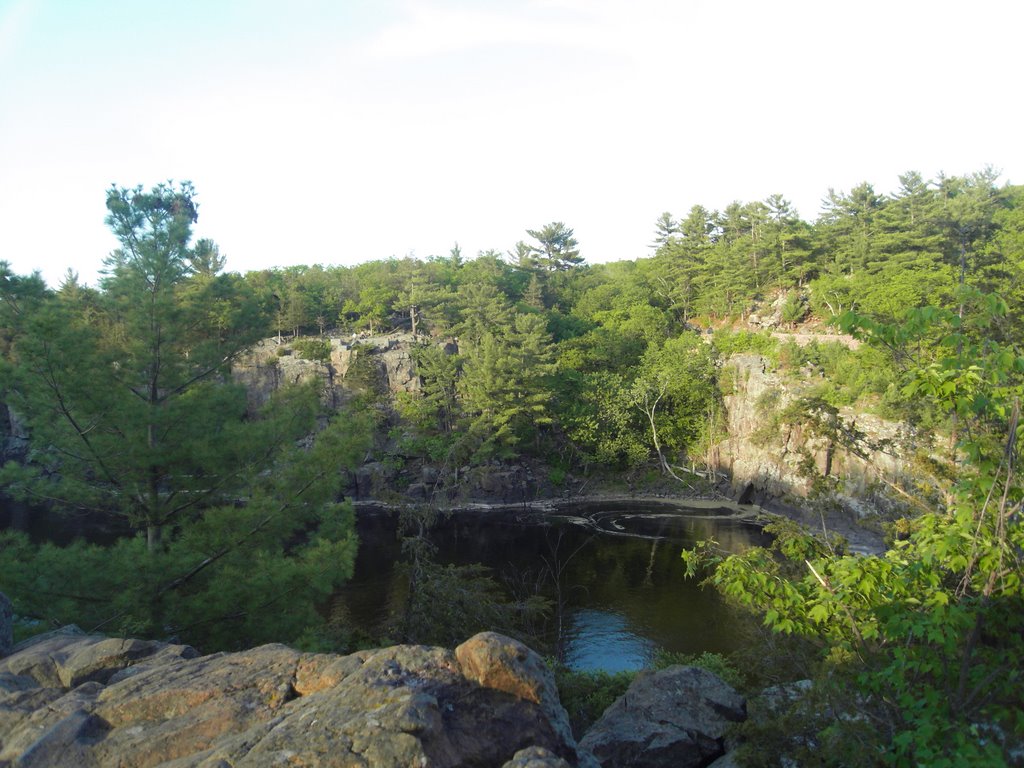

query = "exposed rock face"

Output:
[[0, 630, 592, 767], [0, 403, 29, 465], [231, 333, 446, 414], [714, 353, 918, 519], [579, 666, 746, 768]]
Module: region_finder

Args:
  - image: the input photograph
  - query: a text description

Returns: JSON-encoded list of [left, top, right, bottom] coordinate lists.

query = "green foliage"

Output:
[[342, 343, 387, 401], [458, 313, 556, 460], [558, 369, 649, 468], [405, 342, 460, 436], [392, 507, 550, 648], [549, 663, 636, 737], [780, 291, 806, 326], [292, 337, 331, 361], [711, 328, 779, 360], [1, 410, 373, 651], [650, 649, 744, 689], [0, 185, 374, 652], [688, 299, 1024, 765], [630, 333, 720, 471], [524, 221, 584, 272]]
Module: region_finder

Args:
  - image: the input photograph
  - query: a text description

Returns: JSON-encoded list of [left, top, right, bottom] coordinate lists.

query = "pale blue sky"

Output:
[[2, 0, 1021, 287]]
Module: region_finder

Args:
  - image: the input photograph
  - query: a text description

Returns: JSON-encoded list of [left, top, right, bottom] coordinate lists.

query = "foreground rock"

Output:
[[579, 666, 746, 768], [0, 630, 593, 767]]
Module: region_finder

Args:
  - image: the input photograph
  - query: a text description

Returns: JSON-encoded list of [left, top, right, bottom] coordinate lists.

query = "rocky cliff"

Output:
[[0, 404, 27, 467], [714, 353, 920, 521], [231, 332, 441, 412], [231, 336, 923, 519]]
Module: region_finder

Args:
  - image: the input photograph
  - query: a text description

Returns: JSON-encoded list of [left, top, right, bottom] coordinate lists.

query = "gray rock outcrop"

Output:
[[0, 403, 29, 465], [0, 629, 592, 767], [231, 333, 444, 415], [579, 665, 746, 768], [714, 353, 918, 519], [502, 745, 574, 768]]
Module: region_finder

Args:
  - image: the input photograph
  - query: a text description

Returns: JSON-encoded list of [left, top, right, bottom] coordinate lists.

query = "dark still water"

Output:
[[332, 501, 770, 672]]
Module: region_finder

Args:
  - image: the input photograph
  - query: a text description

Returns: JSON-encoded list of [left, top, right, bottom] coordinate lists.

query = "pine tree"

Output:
[[525, 222, 584, 271], [458, 313, 555, 457], [0, 183, 370, 648]]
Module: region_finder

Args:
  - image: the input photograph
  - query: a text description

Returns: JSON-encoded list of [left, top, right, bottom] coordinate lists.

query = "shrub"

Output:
[[651, 649, 744, 689], [549, 663, 636, 737], [292, 338, 331, 362]]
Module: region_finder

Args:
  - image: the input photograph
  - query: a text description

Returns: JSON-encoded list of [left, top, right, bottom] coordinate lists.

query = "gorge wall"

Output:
[[231, 331, 433, 411], [3, 332, 920, 519], [714, 352, 920, 520], [228, 332, 922, 517]]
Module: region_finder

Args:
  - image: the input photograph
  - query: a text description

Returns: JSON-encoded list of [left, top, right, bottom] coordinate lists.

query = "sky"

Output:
[[1, 0, 1021, 288]]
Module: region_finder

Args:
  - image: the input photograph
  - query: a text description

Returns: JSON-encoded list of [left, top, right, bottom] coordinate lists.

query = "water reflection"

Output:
[[335, 504, 769, 671], [564, 609, 655, 672]]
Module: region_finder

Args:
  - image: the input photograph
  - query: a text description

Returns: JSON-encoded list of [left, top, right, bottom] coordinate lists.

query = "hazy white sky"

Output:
[[1, 0, 1020, 287]]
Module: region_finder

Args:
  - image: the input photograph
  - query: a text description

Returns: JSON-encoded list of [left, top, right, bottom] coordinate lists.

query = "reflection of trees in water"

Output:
[[392, 506, 551, 648], [329, 509, 768, 659], [645, 539, 658, 586], [538, 526, 593, 662]]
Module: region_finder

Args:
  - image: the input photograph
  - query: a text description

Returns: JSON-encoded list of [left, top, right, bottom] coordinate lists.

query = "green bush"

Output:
[[651, 649, 744, 689], [550, 663, 636, 737], [712, 328, 779, 361], [292, 338, 331, 362]]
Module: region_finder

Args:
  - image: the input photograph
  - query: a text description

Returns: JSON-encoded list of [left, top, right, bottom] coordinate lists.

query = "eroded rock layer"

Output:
[[0, 629, 592, 768]]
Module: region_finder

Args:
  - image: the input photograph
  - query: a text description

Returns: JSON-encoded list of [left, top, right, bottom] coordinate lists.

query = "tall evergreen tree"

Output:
[[652, 205, 715, 321], [818, 182, 885, 276], [458, 313, 555, 457], [0, 183, 372, 648], [650, 211, 679, 248], [525, 222, 584, 271]]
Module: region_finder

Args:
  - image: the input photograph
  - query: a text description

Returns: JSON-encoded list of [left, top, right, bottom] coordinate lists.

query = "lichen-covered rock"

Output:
[[0, 631, 591, 767], [1, 630, 196, 691], [579, 665, 746, 768], [456, 631, 584, 764]]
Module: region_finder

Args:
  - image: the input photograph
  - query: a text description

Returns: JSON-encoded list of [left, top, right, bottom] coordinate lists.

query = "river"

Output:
[[332, 500, 770, 672]]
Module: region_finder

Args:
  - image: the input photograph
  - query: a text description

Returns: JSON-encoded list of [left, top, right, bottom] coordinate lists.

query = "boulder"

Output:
[[0, 592, 12, 657], [0, 631, 592, 767], [707, 752, 743, 768], [579, 665, 746, 768], [1, 630, 196, 690], [456, 631, 579, 757], [503, 745, 574, 768]]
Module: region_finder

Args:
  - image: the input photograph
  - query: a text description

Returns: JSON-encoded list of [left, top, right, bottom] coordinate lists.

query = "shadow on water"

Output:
[[334, 502, 770, 671], [0, 495, 131, 545], [2, 492, 769, 672]]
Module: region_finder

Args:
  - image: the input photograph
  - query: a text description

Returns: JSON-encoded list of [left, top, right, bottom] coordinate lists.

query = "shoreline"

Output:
[[352, 491, 886, 555]]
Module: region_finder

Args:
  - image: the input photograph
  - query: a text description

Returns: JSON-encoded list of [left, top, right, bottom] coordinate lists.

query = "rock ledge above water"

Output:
[[0, 627, 593, 768]]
